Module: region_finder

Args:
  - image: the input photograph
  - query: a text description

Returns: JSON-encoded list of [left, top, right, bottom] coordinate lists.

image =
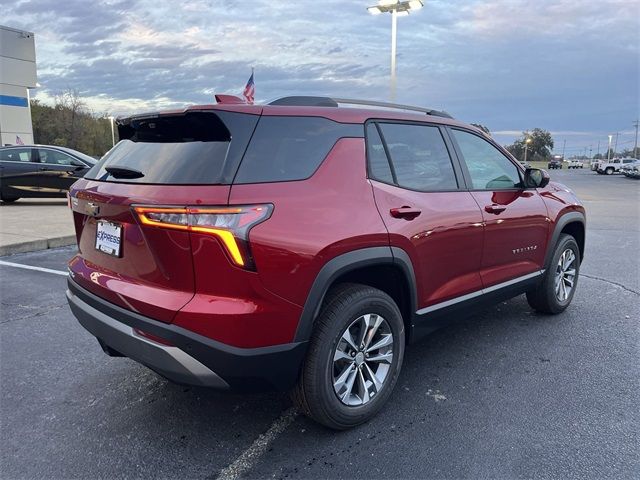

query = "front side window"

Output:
[[39, 150, 77, 166], [377, 123, 458, 191], [451, 129, 521, 190]]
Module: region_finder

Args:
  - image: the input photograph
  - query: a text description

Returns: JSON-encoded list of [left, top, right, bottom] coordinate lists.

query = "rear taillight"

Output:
[[133, 204, 273, 270]]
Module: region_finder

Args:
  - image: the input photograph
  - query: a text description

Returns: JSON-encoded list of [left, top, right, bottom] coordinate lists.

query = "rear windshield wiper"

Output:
[[105, 166, 144, 179]]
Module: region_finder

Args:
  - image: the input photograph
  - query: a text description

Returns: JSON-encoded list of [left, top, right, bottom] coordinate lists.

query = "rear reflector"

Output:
[[133, 204, 273, 269]]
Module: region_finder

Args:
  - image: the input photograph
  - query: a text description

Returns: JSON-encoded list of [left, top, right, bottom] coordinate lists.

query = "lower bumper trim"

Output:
[[66, 278, 308, 391], [67, 288, 229, 388]]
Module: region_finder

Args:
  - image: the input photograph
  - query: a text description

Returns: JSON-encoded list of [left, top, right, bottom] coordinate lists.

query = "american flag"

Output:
[[242, 69, 255, 104], [15, 136, 24, 145]]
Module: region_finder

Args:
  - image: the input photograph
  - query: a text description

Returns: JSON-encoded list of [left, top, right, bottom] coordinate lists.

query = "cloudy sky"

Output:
[[3, 0, 639, 153]]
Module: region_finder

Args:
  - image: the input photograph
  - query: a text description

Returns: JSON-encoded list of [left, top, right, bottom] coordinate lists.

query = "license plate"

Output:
[[95, 221, 122, 257]]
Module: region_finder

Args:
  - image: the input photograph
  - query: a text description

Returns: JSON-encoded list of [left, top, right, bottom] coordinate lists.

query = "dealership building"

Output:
[[0, 25, 37, 146]]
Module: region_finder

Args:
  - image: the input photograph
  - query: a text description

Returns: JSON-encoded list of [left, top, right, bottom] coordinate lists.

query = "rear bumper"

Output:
[[66, 278, 307, 391]]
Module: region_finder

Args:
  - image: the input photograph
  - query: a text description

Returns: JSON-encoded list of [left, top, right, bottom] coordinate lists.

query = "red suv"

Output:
[[66, 96, 586, 429]]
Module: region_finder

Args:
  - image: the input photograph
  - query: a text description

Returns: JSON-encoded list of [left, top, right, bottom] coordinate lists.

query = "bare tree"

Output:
[[55, 89, 86, 149]]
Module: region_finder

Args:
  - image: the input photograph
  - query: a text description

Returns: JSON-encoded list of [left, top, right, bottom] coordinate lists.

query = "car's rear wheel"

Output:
[[526, 234, 580, 314], [605, 167, 614, 175], [291, 283, 405, 430], [0, 195, 19, 204]]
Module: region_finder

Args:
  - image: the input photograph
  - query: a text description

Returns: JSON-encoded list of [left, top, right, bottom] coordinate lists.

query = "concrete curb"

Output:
[[0, 235, 76, 257]]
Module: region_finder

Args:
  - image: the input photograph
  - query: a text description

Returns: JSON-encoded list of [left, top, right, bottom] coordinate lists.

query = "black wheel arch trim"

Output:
[[544, 211, 586, 269], [293, 246, 418, 342]]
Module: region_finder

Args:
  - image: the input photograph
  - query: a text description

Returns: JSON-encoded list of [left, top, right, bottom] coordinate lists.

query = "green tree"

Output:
[[505, 128, 554, 162]]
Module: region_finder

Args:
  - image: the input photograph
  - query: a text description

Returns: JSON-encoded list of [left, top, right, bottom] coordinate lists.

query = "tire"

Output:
[[291, 283, 405, 430], [526, 234, 580, 314], [0, 196, 19, 204], [605, 167, 614, 175]]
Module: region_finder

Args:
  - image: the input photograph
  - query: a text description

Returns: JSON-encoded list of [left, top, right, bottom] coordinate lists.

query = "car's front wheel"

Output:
[[526, 234, 580, 314], [605, 167, 614, 175], [292, 283, 405, 430]]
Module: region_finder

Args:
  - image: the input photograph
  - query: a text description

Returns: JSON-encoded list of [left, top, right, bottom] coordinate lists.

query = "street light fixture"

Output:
[[367, 0, 424, 101], [524, 137, 532, 164]]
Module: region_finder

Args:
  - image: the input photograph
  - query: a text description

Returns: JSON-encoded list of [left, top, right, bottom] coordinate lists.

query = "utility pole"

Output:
[[597, 140, 600, 157], [562, 139, 566, 158], [607, 135, 613, 160], [614, 132, 619, 157], [633, 120, 639, 158]]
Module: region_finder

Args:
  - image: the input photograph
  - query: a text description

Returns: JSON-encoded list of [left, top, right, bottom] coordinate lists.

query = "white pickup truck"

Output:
[[596, 158, 638, 175], [567, 160, 584, 169]]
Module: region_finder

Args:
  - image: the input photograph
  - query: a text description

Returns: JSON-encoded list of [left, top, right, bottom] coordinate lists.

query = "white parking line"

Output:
[[216, 408, 298, 480], [0, 260, 68, 277]]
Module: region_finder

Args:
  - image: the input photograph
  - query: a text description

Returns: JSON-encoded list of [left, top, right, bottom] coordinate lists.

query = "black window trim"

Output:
[[445, 126, 531, 192], [364, 118, 466, 193]]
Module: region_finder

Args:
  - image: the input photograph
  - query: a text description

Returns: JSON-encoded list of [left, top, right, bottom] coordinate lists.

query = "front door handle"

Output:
[[390, 206, 421, 220], [485, 204, 506, 214]]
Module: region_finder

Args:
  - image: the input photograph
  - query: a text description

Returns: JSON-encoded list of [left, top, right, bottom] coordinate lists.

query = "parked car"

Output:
[[0, 145, 96, 203], [597, 158, 637, 175], [548, 158, 563, 169], [567, 159, 584, 169], [66, 95, 586, 429], [620, 160, 640, 178]]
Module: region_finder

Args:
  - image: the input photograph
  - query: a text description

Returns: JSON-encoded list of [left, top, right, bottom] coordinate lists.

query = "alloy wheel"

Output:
[[555, 248, 577, 302], [332, 313, 394, 406]]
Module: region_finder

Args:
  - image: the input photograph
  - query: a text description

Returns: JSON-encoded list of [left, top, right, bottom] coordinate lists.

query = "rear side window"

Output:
[[0, 148, 32, 162], [85, 111, 258, 185], [377, 123, 458, 191], [234, 116, 362, 184]]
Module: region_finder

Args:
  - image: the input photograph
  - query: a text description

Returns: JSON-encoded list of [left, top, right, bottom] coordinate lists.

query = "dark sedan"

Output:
[[0, 145, 97, 203]]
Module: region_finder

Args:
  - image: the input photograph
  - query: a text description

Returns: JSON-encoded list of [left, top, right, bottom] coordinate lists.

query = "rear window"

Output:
[[233, 116, 362, 184], [85, 111, 258, 185]]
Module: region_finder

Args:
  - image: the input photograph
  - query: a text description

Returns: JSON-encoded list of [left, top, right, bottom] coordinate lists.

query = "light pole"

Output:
[[607, 135, 613, 160], [367, 0, 424, 101], [108, 116, 115, 147], [524, 137, 532, 164]]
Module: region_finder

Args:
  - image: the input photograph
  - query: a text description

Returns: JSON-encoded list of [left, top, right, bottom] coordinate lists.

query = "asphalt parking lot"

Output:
[[1, 169, 638, 479]]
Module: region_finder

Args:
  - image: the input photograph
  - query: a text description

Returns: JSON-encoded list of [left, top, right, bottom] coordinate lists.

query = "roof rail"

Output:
[[268, 96, 339, 107], [267, 96, 452, 118]]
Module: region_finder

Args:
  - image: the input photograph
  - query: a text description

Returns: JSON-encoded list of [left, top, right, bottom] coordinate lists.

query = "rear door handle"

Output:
[[390, 206, 421, 220], [484, 204, 506, 214]]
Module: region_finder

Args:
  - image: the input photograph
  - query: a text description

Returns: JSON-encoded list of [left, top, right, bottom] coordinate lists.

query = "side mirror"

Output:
[[524, 168, 550, 188]]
